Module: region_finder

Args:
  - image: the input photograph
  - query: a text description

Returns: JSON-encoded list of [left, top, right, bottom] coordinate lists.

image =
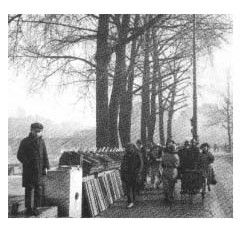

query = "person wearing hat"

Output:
[[120, 143, 142, 208], [17, 122, 50, 216], [135, 139, 147, 192], [178, 140, 190, 177], [198, 143, 217, 189], [161, 143, 180, 204]]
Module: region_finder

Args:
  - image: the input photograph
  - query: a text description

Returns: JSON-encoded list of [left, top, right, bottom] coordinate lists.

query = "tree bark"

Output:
[[95, 14, 111, 148], [141, 16, 151, 146], [226, 77, 233, 152], [157, 66, 165, 145], [108, 14, 130, 147], [166, 72, 177, 143], [192, 14, 198, 141], [119, 15, 139, 147], [226, 109, 232, 152], [148, 27, 157, 143]]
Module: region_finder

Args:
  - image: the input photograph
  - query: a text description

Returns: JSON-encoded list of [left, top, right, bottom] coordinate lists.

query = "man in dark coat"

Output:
[[178, 140, 190, 176], [136, 139, 147, 190], [17, 122, 50, 216], [185, 139, 200, 170], [120, 143, 142, 208]]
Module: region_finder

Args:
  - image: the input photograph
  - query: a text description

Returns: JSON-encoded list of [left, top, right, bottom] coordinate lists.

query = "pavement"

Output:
[[97, 154, 233, 218], [8, 153, 233, 218]]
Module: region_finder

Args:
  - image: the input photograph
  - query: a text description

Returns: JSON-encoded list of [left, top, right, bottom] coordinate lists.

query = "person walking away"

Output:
[[161, 143, 180, 205], [188, 139, 200, 169], [199, 143, 217, 191], [178, 140, 190, 177], [120, 143, 142, 208], [17, 122, 50, 216], [135, 140, 144, 195]]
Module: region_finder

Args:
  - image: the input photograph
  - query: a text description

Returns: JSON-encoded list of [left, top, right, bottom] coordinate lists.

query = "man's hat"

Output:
[[136, 139, 142, 145], [200, 143, 210, 149], [31, 122, 44, 130], [184, 140, 189, 146]]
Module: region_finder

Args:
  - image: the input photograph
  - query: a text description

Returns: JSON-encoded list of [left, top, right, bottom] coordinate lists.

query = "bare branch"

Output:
[[8, 14, 22, 24]]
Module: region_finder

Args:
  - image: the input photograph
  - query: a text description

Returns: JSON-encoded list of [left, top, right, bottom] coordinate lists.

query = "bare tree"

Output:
[[118, 15, 140, 147], [204, 75, 233, 152], [8, 14, 232, 148]]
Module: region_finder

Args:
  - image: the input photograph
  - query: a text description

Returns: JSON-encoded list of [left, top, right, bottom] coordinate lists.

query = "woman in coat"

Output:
[[161, 144, 180, 204], [120, 143, 142, 208], [199, 143, 217, 190]]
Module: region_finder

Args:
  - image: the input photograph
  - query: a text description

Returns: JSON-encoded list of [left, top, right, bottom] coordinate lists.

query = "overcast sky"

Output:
[[8, 41, 232, 129]]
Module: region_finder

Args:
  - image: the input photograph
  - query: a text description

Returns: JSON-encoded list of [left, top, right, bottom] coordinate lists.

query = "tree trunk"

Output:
[[158, 68, 165, 146], [95, 14, 111, 148], [226, 77, 232, 152], [227, 111, 232, 152], [192, 14, 198, 141], [119, 15, 139, 147], [166, 73, 177, 143], [148, 27, 157, 143], [108, 14, 130, 147], [141, 16, 151, 146]]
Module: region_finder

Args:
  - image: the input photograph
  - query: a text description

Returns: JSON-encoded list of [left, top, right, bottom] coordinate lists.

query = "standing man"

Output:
[[189, 139, 200, 169], [178, 140, 190, 176], [17, 122, 50, 216], [120, 143, 142, 208], [136, 139, 147, 190]]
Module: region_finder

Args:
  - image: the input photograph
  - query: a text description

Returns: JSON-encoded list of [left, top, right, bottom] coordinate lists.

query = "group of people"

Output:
[[120, 139, 217, 208], [16, 122, 217, 215]]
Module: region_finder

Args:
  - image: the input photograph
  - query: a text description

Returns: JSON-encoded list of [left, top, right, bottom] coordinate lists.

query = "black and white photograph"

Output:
[[7, 2, 238, 220]]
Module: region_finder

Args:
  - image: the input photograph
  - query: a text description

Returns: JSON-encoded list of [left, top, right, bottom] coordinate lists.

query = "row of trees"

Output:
[[8, 14, 232, 148]]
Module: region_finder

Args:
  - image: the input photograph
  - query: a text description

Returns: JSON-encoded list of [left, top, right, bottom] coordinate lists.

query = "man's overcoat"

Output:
[[17, 133, 50, 187]]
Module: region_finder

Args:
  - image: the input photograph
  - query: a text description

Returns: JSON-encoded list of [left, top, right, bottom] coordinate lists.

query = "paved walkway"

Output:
[[97, 154, 233, 218]]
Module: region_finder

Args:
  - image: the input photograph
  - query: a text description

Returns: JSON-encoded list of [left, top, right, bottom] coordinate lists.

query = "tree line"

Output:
[[8, 14, 232, 148]]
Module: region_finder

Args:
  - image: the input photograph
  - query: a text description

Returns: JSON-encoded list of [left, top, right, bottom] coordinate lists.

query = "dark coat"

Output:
[[178, 147, 189, 173], [141, 147, 148, 171], [180, 146, 200, 171], [120, 150, 141, 186], [17, 133, 50, 187]]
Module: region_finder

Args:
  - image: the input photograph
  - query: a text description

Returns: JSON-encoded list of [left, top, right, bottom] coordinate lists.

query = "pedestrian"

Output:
[[178, 140, 190, 176], [17, 122, 50, 216], [199, 143, 217, 190], [161, 143, 180, 205], [188, 139, 200, 169], [136, 139, 146, 191], [120, 143, 142, 208]]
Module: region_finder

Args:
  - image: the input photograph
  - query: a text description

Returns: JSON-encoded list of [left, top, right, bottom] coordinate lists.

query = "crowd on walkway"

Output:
[[120, 139, 217, 208], [16, 121, 218, 215]]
